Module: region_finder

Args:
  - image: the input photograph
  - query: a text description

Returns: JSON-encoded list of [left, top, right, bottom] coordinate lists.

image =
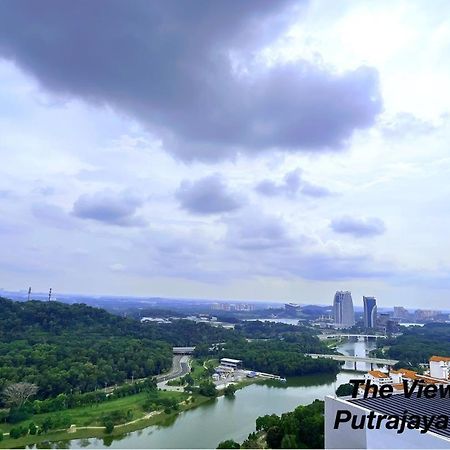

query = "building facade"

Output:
[[325, 395, 450, 449], [333, 291, 355, 328], [284, 302, 302, 316], [363, 296, 377, 329], [429, 355, 450, 380]]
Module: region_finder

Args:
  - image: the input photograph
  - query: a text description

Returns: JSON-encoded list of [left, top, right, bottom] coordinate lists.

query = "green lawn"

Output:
[[0, 393, 211, 449], [0, 389, 187, 433], [190, 358, 219, 383]]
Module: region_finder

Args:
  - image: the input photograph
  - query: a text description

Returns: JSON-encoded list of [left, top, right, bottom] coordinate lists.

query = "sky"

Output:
[[1, 0, 450, 309]]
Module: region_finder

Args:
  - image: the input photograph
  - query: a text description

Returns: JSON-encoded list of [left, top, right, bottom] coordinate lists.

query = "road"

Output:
[[157, 354, 191, 383]]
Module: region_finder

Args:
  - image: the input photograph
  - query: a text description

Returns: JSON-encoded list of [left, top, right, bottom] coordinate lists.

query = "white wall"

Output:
[[325, 396, 450, 449]]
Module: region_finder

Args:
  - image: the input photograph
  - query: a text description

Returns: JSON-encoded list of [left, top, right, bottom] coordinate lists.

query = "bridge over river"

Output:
[[318, 333, 387, 340], [306, 353, 399, 370]]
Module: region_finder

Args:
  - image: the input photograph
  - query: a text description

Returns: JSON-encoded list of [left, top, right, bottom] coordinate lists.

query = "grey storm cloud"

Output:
[[0, 0, 382, 161], [176, 174, 243, 215], [330, 215, 386, 238], [72, 191, 145, 226], [256, 169, 331, 198]]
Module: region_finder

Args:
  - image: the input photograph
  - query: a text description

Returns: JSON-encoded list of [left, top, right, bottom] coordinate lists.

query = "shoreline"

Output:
[[0, 377, 267, 449], [0, 394, 213, 449]]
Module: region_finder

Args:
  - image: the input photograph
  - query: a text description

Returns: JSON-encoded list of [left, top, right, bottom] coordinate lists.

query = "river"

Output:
[[30, 338, 375, 449]]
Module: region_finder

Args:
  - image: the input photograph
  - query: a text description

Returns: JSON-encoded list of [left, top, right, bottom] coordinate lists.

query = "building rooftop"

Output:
[[220, 358, 242, 364], [395, 368, 418, 379], [350, 392, 450, 440], [430, 355, 450, 362], [368, 370, 389, 378]]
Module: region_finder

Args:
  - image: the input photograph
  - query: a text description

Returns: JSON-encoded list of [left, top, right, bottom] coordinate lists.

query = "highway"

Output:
[[156, 354, 191, 383]]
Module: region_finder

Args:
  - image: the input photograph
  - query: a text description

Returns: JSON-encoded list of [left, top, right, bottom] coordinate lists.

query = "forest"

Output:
[[0, 298, 337, 405], [217, 335, 339, 377], [234, 320, 306, 339], [0, 297, 232, 401], [379, 323, 450, 365]]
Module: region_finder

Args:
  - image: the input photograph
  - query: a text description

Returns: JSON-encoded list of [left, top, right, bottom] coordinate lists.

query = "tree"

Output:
[[281, 434, 297, 449], [266, 426, 283, 449], [336, 383, 353, 397], [28, 422, 37, 435], [224, 384, 236, 397], [41, 416, 54, 433], [104, 421, 114, 434], [241, 432, 260, 449], [9, 426, 28, 439], [199, 381, 217, 397], [217, 439, 240, 449], [183, 374, 194, 386], [256, 414, 280, 432], [3, 382, 38, 408]]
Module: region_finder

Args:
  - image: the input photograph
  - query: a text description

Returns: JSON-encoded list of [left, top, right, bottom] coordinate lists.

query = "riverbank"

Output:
[[0, 392, 212, 449], [0, 356, 265, 449]]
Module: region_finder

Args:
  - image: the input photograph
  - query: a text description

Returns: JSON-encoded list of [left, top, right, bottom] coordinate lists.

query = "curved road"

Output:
[[157, 355, 191, 383]]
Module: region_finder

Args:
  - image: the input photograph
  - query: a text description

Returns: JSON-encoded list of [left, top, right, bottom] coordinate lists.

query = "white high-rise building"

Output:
[[333, 291, 355, 328]]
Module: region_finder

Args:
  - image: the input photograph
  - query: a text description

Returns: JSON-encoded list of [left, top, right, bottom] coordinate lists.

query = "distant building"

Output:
[[414, 309, 440, 321], [393, 306, 409, 320], [215, 358, 243, 375], [429, 355, 450, 380], [284, 302, 302, 316], [211, 303, 254, 312], [333, 291, 354, 328], [140, 317, 171, 324], [219, 358, 242, 369], [363, 296, 377, 329]]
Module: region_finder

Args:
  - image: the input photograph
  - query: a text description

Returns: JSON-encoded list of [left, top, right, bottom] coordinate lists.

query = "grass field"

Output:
[[0, 389, 199, 448], [190, 358, 219, 383]]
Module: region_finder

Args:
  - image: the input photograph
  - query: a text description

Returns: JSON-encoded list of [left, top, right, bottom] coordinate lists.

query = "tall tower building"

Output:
[[363, 296, 377, 329], [333, 291, 355, 328]]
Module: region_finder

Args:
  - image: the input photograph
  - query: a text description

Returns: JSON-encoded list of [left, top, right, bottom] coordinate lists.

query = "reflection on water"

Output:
[[27, 338, 374, 449], [337, 337, 383, 371]]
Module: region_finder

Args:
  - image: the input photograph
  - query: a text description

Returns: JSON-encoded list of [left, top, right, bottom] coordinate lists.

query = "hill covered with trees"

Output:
[[380, 323, 450, 365], [0, 297, 233, 401], [0, 297, 173, 400], [218, 337, 339, 377]]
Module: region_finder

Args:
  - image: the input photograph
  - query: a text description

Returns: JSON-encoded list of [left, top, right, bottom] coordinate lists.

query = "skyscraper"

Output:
[[333, 291, 355, 328], [363, 296, 377, 328]]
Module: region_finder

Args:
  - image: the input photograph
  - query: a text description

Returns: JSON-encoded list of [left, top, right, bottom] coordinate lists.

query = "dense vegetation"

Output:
[[217, 400, 325, 449], [376, 323, 450, 364], [234, 320, 305, 339], [0, 297, 232, 401], [218, 336, 339, 377]]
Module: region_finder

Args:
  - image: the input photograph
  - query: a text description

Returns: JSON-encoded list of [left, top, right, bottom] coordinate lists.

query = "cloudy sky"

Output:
[[1, 0, 450, 309]]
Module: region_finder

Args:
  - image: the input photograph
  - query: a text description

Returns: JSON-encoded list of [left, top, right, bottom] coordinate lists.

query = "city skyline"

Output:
[[2, 1, 450, 308]]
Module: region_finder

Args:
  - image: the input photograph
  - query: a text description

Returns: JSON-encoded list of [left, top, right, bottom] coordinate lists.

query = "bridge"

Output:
[[172, 346, 195, 354], [318, 333, 387, 341], [306, 353, 398, 370]]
